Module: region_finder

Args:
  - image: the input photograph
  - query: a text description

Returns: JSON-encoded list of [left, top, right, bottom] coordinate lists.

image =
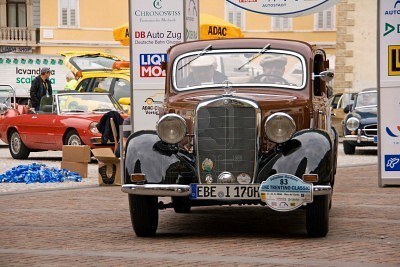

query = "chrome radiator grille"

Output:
[[196, 98, 258, 183], [363, 124, 377, 136]]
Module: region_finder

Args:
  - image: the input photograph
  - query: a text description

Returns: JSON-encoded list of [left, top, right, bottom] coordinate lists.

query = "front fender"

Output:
[[256, 129, 333, 185], [124, 130, 195, 184]]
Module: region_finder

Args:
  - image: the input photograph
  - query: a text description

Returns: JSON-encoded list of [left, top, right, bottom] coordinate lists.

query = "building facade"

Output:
[[0, 0, 378, 92]]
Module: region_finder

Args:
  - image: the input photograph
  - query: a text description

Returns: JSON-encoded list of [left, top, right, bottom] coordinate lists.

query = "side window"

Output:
[[313, 53, 326, 97], [93, 77, 113, 93], [112, 78, 130, 101], [76, 78, 91, 92]]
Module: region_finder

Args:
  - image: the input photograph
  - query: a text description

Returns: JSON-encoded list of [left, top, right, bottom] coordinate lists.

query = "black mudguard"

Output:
[[124, 131, 196, 184], [125, 129, 335, 186], [256, 129, 334, 185]]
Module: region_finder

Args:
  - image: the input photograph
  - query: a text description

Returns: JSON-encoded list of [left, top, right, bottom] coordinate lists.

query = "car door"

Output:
[[18, 100, 57, 150]]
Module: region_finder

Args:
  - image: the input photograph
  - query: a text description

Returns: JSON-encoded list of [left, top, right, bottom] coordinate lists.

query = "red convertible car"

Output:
[[0, 92, 127, 159]]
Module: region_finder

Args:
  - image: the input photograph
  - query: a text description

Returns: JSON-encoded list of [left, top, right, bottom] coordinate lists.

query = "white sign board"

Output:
[[129, 0, 199, 131], [226, 0, 340, 17], [378, 0, 400, 186]]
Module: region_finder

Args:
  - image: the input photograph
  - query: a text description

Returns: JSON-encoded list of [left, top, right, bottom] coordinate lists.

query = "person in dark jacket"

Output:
[[30, 67, 53, 111], [97, 111, 124, 144]]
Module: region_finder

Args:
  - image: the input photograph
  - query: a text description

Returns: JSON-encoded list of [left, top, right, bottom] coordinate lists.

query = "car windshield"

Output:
[[173, 49, 306, 91], [57, 94, 122, 113], [70, 55, 118, 71], [355, 92, 377, 108], [0, 85, 13, 108]]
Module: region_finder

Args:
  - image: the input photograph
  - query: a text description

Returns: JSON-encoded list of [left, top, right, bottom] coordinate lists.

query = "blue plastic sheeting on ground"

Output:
[[0, 163, 82, 184]]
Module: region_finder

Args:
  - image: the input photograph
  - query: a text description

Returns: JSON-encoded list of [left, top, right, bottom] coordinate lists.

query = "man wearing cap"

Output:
[[254, 54, 288, 84], [30, 67, 53, 111], [180, 55, 227, 87]]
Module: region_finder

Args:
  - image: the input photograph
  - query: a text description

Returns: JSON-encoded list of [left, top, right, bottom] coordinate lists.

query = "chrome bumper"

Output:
[[344, 134, 376, 143], [121, 184, 332, 197]]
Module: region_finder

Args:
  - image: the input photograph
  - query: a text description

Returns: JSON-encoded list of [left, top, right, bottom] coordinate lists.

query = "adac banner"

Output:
[[226, 0, 341, 17]]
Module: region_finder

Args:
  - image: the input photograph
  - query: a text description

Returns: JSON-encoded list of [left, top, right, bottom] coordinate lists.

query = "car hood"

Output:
[[166, 89, 311, 131], [353, 106, 377, 119]]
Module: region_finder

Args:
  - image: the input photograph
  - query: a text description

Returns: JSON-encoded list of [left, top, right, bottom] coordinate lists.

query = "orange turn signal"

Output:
[[302, 174, 318, 183], [130, 173, 146, 184]]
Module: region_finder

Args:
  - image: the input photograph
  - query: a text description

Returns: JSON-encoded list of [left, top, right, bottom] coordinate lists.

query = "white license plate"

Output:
[[190, 184, 260, 200]]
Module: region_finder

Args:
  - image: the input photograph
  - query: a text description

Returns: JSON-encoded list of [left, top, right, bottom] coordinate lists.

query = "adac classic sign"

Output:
[[226, 0, 341, 17]]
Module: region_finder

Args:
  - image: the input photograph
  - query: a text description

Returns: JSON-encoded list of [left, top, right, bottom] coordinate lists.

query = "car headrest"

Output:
[[40, 105, 53, 113]]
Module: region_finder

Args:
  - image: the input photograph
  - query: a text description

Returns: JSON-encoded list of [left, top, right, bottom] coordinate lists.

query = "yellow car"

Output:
[[61, 51, 131, 112]]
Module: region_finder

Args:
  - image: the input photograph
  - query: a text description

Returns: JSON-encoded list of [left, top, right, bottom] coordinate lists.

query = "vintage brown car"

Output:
[[122, 38, 338, 237]]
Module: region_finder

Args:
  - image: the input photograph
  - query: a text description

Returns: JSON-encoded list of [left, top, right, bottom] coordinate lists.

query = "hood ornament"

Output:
[[222, 80, 235, 96]]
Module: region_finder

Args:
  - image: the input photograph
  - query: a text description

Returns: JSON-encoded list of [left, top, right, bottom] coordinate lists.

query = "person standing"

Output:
[[64, 71, 78, 90], [30, 67, 53, 111]]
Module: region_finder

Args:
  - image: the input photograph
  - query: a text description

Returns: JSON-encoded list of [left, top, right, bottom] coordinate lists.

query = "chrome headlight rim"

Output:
[[89, 122, 99, 134], [265, 112, 296, 144], [346, 117, 360, 131], [156, 114, 187, 144]]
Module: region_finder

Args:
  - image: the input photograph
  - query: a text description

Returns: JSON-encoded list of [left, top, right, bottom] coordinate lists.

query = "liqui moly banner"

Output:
[[226, 0, 340, 17]]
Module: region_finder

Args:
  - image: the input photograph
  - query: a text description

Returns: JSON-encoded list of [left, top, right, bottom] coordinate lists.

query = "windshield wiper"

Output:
[[92, 108, 112, 112], [62, 109, 85, 113], [178, 44, 212, 70], [238, 44, 271, 70]]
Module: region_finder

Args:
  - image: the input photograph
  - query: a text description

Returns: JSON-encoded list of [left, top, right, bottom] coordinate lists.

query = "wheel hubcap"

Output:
[[68, 135, 81, 145], [10, 132, 21, 154]]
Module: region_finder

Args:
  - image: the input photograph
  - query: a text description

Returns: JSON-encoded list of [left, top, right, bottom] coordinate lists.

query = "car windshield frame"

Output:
[[172, 49, 307, 91], [354, 91, 377, 109], [56, 93, 123, 114]]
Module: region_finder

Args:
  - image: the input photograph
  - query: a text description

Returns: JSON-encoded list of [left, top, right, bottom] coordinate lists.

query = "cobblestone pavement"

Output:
[[0, 165, 399, 266], [1, 143, 399, 266]]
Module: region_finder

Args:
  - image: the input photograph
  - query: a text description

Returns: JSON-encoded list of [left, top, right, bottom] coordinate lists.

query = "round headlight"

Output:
[[89, 122, 99, 134], [157, 114, 187, 144], [265, 112, 296, 143], [346, 117, 359, 131]]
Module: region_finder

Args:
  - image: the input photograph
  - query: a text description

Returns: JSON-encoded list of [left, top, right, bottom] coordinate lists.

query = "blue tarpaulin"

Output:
[[0, 163, 82, 184]]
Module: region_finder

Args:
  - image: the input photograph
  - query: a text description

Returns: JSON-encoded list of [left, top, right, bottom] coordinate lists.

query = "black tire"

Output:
[[128, 194, 158, 237], [8, 129, 30, 159], [172, 196, 192, 213], [306, 195, 329, 237], [343, 141, 355, 155], [64, 130, 83, 145]]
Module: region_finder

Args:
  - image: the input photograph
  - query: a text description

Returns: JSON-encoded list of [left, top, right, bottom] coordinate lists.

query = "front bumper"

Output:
[[121, 184, 332, 197], [343, 134, 376, 143]]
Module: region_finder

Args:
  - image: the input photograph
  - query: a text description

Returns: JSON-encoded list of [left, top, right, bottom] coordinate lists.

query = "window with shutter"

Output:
[[59, 0, 79, 27], [314, 6, 335, 31], [225, 2, 245, 30], [271, 17, 292, 31]]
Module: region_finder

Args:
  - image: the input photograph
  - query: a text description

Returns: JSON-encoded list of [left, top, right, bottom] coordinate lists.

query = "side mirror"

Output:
[[344, 104, 352, 114], [314, 71, 334, 82]]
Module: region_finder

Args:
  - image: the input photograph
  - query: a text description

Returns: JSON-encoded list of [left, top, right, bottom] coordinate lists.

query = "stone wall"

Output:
[[334, 0, 377, 94]]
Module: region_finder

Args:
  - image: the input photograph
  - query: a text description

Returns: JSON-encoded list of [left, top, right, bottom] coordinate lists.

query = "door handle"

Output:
[[32, 116, 37, 119]]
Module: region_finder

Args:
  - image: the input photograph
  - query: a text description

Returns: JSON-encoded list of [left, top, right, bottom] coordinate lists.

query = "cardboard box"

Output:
[[91, 148, 121, 186], [62, 145, 91, 163], [61, 161, 88, 178]]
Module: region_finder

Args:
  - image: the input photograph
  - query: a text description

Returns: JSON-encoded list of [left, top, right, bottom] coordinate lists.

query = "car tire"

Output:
[[8, 129, 30, 159], [64, 130, 83, 145], [306, 195, 329, 237], [343, 141, 355, 155], [128, 194, 158, 237], [172, 196, 192, 213]]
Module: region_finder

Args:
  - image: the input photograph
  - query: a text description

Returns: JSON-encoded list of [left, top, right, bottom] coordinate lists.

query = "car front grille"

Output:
[[196, 98, 258, 184], [364, 124, 377, 136]]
